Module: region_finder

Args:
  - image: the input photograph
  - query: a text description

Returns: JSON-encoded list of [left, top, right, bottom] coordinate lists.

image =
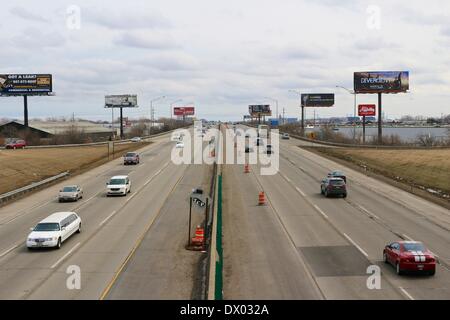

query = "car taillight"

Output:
[[426, 257, 435, 263]]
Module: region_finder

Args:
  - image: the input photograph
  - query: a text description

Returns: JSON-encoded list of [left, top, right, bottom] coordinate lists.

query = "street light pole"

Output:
[[288, 89, 304, 135], [150, 95, 166, 135], [264, 97, 279, 123]]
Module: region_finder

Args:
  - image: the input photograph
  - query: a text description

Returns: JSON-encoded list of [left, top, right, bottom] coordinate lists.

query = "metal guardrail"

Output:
[[0, 171, 69, 204]]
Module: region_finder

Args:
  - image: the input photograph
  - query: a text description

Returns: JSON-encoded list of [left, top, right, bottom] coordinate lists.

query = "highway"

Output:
[[0, 123, 449, 300], [0, 128, 213, 299], [222, 125, 450, 299]]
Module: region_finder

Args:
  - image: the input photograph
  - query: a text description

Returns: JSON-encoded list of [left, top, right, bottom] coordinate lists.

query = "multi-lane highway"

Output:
[[0, 123, 449, 300], [222, 125, 450, 300]]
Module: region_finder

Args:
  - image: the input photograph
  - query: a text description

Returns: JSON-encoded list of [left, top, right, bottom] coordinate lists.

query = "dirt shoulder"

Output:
[[0, 142, 151, 195], [304, 146, 450, 210]]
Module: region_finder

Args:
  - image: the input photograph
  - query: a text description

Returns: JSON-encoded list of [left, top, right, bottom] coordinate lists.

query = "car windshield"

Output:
[[403, 243, 426, 252], [330, 179, 344, 186], [34, 223, 60, 232], [62, 186, 77, 192], [110, 179, 126, 185], [125, 153, 136, 157]]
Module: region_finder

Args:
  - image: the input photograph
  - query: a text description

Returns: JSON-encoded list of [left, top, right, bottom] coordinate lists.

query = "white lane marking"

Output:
[[313, 204, 329, 219], [99, 211, 117, 227], [284, 176, 291, 183], [295, 186, 306, 197], [343, 233, 369, 257], [399, 287, 414, 300], [0, 243, 21, 258], [356, 204, 380, 220], [51, 242, 81, 269], [402, 234, 414, 241]]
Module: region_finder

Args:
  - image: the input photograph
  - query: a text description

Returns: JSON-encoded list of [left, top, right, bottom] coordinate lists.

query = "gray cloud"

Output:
[[114, 31, 180, 50], [10, 28, 65, 48], [9, 6, 49, 23]]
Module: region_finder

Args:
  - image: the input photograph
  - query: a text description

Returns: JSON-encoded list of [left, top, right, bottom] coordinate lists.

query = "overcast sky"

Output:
[[1, 0, 449, 121]]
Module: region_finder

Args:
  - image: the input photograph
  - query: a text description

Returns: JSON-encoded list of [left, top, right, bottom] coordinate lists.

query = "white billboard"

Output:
[[105, 94, 138, 108]]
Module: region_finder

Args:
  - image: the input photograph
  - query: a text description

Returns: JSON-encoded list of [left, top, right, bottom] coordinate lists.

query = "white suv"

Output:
[[27, 212, 81, 249], [106, 175, 131, 196]]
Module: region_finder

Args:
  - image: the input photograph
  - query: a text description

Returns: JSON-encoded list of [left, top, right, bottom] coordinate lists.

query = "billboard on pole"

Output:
[[358, 104, 376, 116], [249, 105, 272, 116], [105, 95, 138, 108], [354, 71, 409, 93], [0, 74, 52, 96], [174, 106, 195, 116], [301, 94, 335, 107]]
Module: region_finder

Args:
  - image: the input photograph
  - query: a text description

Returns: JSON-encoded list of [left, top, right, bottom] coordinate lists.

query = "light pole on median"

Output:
[[336, 85, 357, 143], [263, 97, 279, 123], [150, 95, 166, 135], [288, 89, 305, 136]]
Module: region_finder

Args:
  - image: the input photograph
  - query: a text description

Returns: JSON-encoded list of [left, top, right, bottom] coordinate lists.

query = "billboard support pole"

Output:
[[120, 107, 124, 140], [378, 93, 382, 144], [301, 105, 305, 137], [363, 115, 366, 144], [23, 95, 28, 128]]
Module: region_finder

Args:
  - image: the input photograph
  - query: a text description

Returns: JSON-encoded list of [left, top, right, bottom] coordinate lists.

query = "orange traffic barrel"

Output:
[[258, 191, 266, 205], [192, 225, 205, 246]]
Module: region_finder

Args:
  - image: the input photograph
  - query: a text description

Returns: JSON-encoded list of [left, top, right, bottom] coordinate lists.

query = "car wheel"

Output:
[[320, 187, 324, 195], [343, 193, 347, 198], [383, 252, 389, 264], [56, 238, 62, 249], [428, 269, 436, 276], [396, 262, 403, 275], [77, 223, 81, 233]]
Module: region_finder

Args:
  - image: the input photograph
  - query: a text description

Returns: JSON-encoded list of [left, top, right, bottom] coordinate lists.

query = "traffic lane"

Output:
[[105, 163, 213, 300], [27, 163, 187, 299], [222, 163, 323, 300], [282, 142, 450, 229], [0, 133, 172, 225], [252, 162, 403, 300], [278, 144, 450, 263], [275, 150, 450, 299], [0, 138, 174, 256], [0, 158, 175, 299]]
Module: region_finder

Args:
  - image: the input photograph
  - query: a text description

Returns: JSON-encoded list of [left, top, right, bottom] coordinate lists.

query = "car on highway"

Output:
[[266, 144, 273, 154], [176, 142, 185, 148], [27, 212, 81, 249], [107, 175, 131, 196], [327, 170, 347, 183], [383, 241, 436, 276], [245, 146, 253, 153], [123, 152, 140, 165], [282, 133, 290, 140], [5, 139, 26, 149], [256, 137, 263, 146], [320, 177, 347, 198], [131, 137, 142, 142], [58, 185, 83, 202]]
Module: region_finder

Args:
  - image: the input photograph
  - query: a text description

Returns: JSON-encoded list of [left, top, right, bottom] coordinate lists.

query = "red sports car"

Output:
[[383, 241, 436, 276]]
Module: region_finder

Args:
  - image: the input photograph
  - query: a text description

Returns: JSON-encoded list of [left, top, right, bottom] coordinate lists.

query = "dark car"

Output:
[[245, 146, 253, 153], [123, 152, 140, 165], [266, 144, 273, 154], [383, 241, 436, 276], [256, 138, 263, 146], [320, 177, 347, 198], [5, 139, 26, 149], [327, 170, 347, 183]]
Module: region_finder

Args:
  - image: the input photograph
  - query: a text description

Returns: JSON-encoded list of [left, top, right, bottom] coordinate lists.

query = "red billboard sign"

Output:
[[358, 104, 376, 116], [174, 106, 195, 116]]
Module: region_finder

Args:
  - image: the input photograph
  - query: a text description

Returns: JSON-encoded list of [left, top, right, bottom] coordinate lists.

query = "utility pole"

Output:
[[282, 108, 286, 125]]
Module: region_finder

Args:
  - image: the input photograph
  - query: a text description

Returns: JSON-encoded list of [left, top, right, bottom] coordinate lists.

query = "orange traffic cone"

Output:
[[192, 225, 205, 246], [258, 191, 266, 205], [244, 164, 250, 173]]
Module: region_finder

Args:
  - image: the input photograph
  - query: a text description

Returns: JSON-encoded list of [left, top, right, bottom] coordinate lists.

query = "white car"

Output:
[[106, 175, 131, 196], [58, 185, 83, 202], [27, 212, 81, 249], [131, 137, 141, 142], [176, 142, 185, 148]]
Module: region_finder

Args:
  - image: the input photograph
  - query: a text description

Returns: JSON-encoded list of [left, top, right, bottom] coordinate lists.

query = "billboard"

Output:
[[174, 106, 195, 116], [0, 74, 52, 96], [358, 104, 376, 116], [105, 94, 138, 108], [249, 105, 272, 116], [301, 94, 335, 107], [354, 71, 409, 93]]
